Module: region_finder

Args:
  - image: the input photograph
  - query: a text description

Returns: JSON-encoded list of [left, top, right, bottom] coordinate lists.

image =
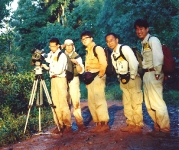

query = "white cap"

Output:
[[64, 39, 74, 45]]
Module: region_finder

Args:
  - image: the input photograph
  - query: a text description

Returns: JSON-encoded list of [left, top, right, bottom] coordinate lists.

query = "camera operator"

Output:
[[42, 37, 72, 134]]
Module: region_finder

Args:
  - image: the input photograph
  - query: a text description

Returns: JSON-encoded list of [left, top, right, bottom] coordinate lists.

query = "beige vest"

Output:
[[85, 50, 100, 73], [69, 51, 79, 76]]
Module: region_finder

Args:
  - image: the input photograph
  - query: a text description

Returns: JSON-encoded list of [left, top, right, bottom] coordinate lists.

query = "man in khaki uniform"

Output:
[[134, 19, 170, 137], [105, 33, 144, 133], [64, 39, 86, 131], [80, 31, 110, 132], [42, 37, 72, 134]]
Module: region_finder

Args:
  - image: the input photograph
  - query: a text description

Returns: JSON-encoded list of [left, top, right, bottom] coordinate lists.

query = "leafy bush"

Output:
[[0, 106, 53, 147]]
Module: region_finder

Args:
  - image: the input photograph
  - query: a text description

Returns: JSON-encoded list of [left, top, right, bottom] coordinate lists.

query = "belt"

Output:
[[51, 75, 58, 78], [143, 68, 155, 72]]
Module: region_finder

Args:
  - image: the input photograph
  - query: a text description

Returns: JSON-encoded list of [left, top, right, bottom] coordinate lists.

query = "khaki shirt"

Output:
[[141, 34, 163, 74]]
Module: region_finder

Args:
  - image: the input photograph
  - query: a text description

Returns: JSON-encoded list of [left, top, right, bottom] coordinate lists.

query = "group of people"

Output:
[[42, 18, 170, 137]]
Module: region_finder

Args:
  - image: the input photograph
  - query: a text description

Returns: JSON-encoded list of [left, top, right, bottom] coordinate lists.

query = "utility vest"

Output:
[[142, 41, 153, 68], [85, 49, 100, 73], [69, 51, 80, 76]]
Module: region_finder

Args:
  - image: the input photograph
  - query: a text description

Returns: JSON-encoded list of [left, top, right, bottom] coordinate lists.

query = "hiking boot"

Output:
[[63, 125, 72, 133], [154, 123, 160, 132], [132, 126, 142, 133], [51, 127, 61, 134], [97, 123, 110, 132], [90, 123, 101, 133], [120, 125, 135, 132]]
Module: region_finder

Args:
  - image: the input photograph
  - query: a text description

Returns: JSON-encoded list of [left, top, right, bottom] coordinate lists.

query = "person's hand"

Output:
[[71, 59, 78, 65], [98, 73, 105, 78], [41, 64, 49, 70], [130, 74, 135, 80], [60, 44, 65, 49], [155, 74, 160, 80]]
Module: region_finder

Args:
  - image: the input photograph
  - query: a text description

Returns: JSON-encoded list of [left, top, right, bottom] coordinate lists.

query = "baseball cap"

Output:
[[64, 39, 74, 45]]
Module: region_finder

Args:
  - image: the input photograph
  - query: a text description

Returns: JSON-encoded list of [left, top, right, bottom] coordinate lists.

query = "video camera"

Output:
[[31, 49, 46, 66], [31, 49, 47, 75]]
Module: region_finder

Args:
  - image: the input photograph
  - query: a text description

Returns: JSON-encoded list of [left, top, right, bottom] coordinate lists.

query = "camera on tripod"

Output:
[[31, 49, 47, 75]]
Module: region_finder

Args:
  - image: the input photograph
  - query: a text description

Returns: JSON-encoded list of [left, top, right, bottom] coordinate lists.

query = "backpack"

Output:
[[148, 36, 176, 76], [117, 45, 143, 78], [131, 47, 143, 78], [93, 45, 116, 76], [57, 51, 80, 82]]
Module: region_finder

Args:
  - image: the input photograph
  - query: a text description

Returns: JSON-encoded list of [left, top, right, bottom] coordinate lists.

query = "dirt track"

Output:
[[1, 101, 179, 150]]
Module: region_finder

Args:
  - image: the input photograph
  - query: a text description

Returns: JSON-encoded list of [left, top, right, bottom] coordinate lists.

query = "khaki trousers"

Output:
[[120, 76, 144, 127], [143, 71, 170, 132], [87, 75, 109, 123], [68, 76, 84, 125], [51, 77, 71, 127]]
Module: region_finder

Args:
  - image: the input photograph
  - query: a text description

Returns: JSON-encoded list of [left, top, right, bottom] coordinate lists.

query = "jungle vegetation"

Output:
[[0, 0, 179, 146]]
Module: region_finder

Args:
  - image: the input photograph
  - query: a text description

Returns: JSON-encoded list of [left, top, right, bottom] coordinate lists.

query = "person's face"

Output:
[[135, 26, 149, 40], [65, 44, 74, 54], [49, 42, 59, 53], [81, 35, 92, 47], [105, 35, 118, 51]]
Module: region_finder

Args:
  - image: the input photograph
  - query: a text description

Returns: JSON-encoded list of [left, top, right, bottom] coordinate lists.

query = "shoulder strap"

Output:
[[146, 35, 152, 49], [113, 44, 126, 61], [93, 45, 98, 58], [119, 44, 126, 60], [57, 51, 63, 61], [148, 35, 152, 42]]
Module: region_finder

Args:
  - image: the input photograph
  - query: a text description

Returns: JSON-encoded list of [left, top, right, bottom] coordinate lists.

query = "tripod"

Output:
[[24, 64, 62, 135]]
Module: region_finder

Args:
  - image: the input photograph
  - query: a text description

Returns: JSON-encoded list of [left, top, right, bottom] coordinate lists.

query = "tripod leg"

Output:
[[41, 80, 62, 133], [36, 81, 43, 133], [24, 80, 38, 134]]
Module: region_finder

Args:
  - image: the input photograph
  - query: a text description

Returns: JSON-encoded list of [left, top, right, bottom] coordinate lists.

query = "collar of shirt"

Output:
[[141, 33, 150, 44], [65, 50, 75, 57], [85, 42, 95, 52], [112, 44, 122, 56], [50, 48, 61, 56]]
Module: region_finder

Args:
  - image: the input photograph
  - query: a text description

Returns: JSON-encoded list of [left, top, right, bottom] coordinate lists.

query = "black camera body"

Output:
[[31, 49, 45, 66]]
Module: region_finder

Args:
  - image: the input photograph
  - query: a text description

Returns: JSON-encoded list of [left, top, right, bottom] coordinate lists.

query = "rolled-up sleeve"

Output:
[[76, 57, 84, 74]]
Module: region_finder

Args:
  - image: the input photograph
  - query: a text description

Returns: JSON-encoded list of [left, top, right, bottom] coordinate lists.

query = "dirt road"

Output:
[[1, 101, 179, 150]]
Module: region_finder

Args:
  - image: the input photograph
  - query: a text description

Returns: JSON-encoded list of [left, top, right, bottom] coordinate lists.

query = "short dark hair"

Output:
[[80, 30, 93, 39], [134, 19, 149, 29], [49, 37, 60, 45], [105, 32, 119, 39]]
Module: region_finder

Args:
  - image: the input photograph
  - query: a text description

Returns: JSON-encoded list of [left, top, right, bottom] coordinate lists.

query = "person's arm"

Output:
[[149, 37, 163, 80], [71, 57, 84, 74], [50, 53, 67, 75], [123, 46, 138, 79], [149, 37, 163, 74], [95, 46, 107, 77]]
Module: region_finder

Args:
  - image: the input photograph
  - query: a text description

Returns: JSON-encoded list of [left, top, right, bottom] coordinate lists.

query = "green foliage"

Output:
[[0, 0, 179, 146], [80, 81, 87, 99], [0, 72, 34, 114], [0, 106, 53, 147], [105, 82, 122, 101], [0, 71, 51, 115], [164, 90, 179, 106], [0, 0, 13, 25]]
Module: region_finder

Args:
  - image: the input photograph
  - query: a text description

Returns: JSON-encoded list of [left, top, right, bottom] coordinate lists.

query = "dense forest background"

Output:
[[0, 0, 179, 146]]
